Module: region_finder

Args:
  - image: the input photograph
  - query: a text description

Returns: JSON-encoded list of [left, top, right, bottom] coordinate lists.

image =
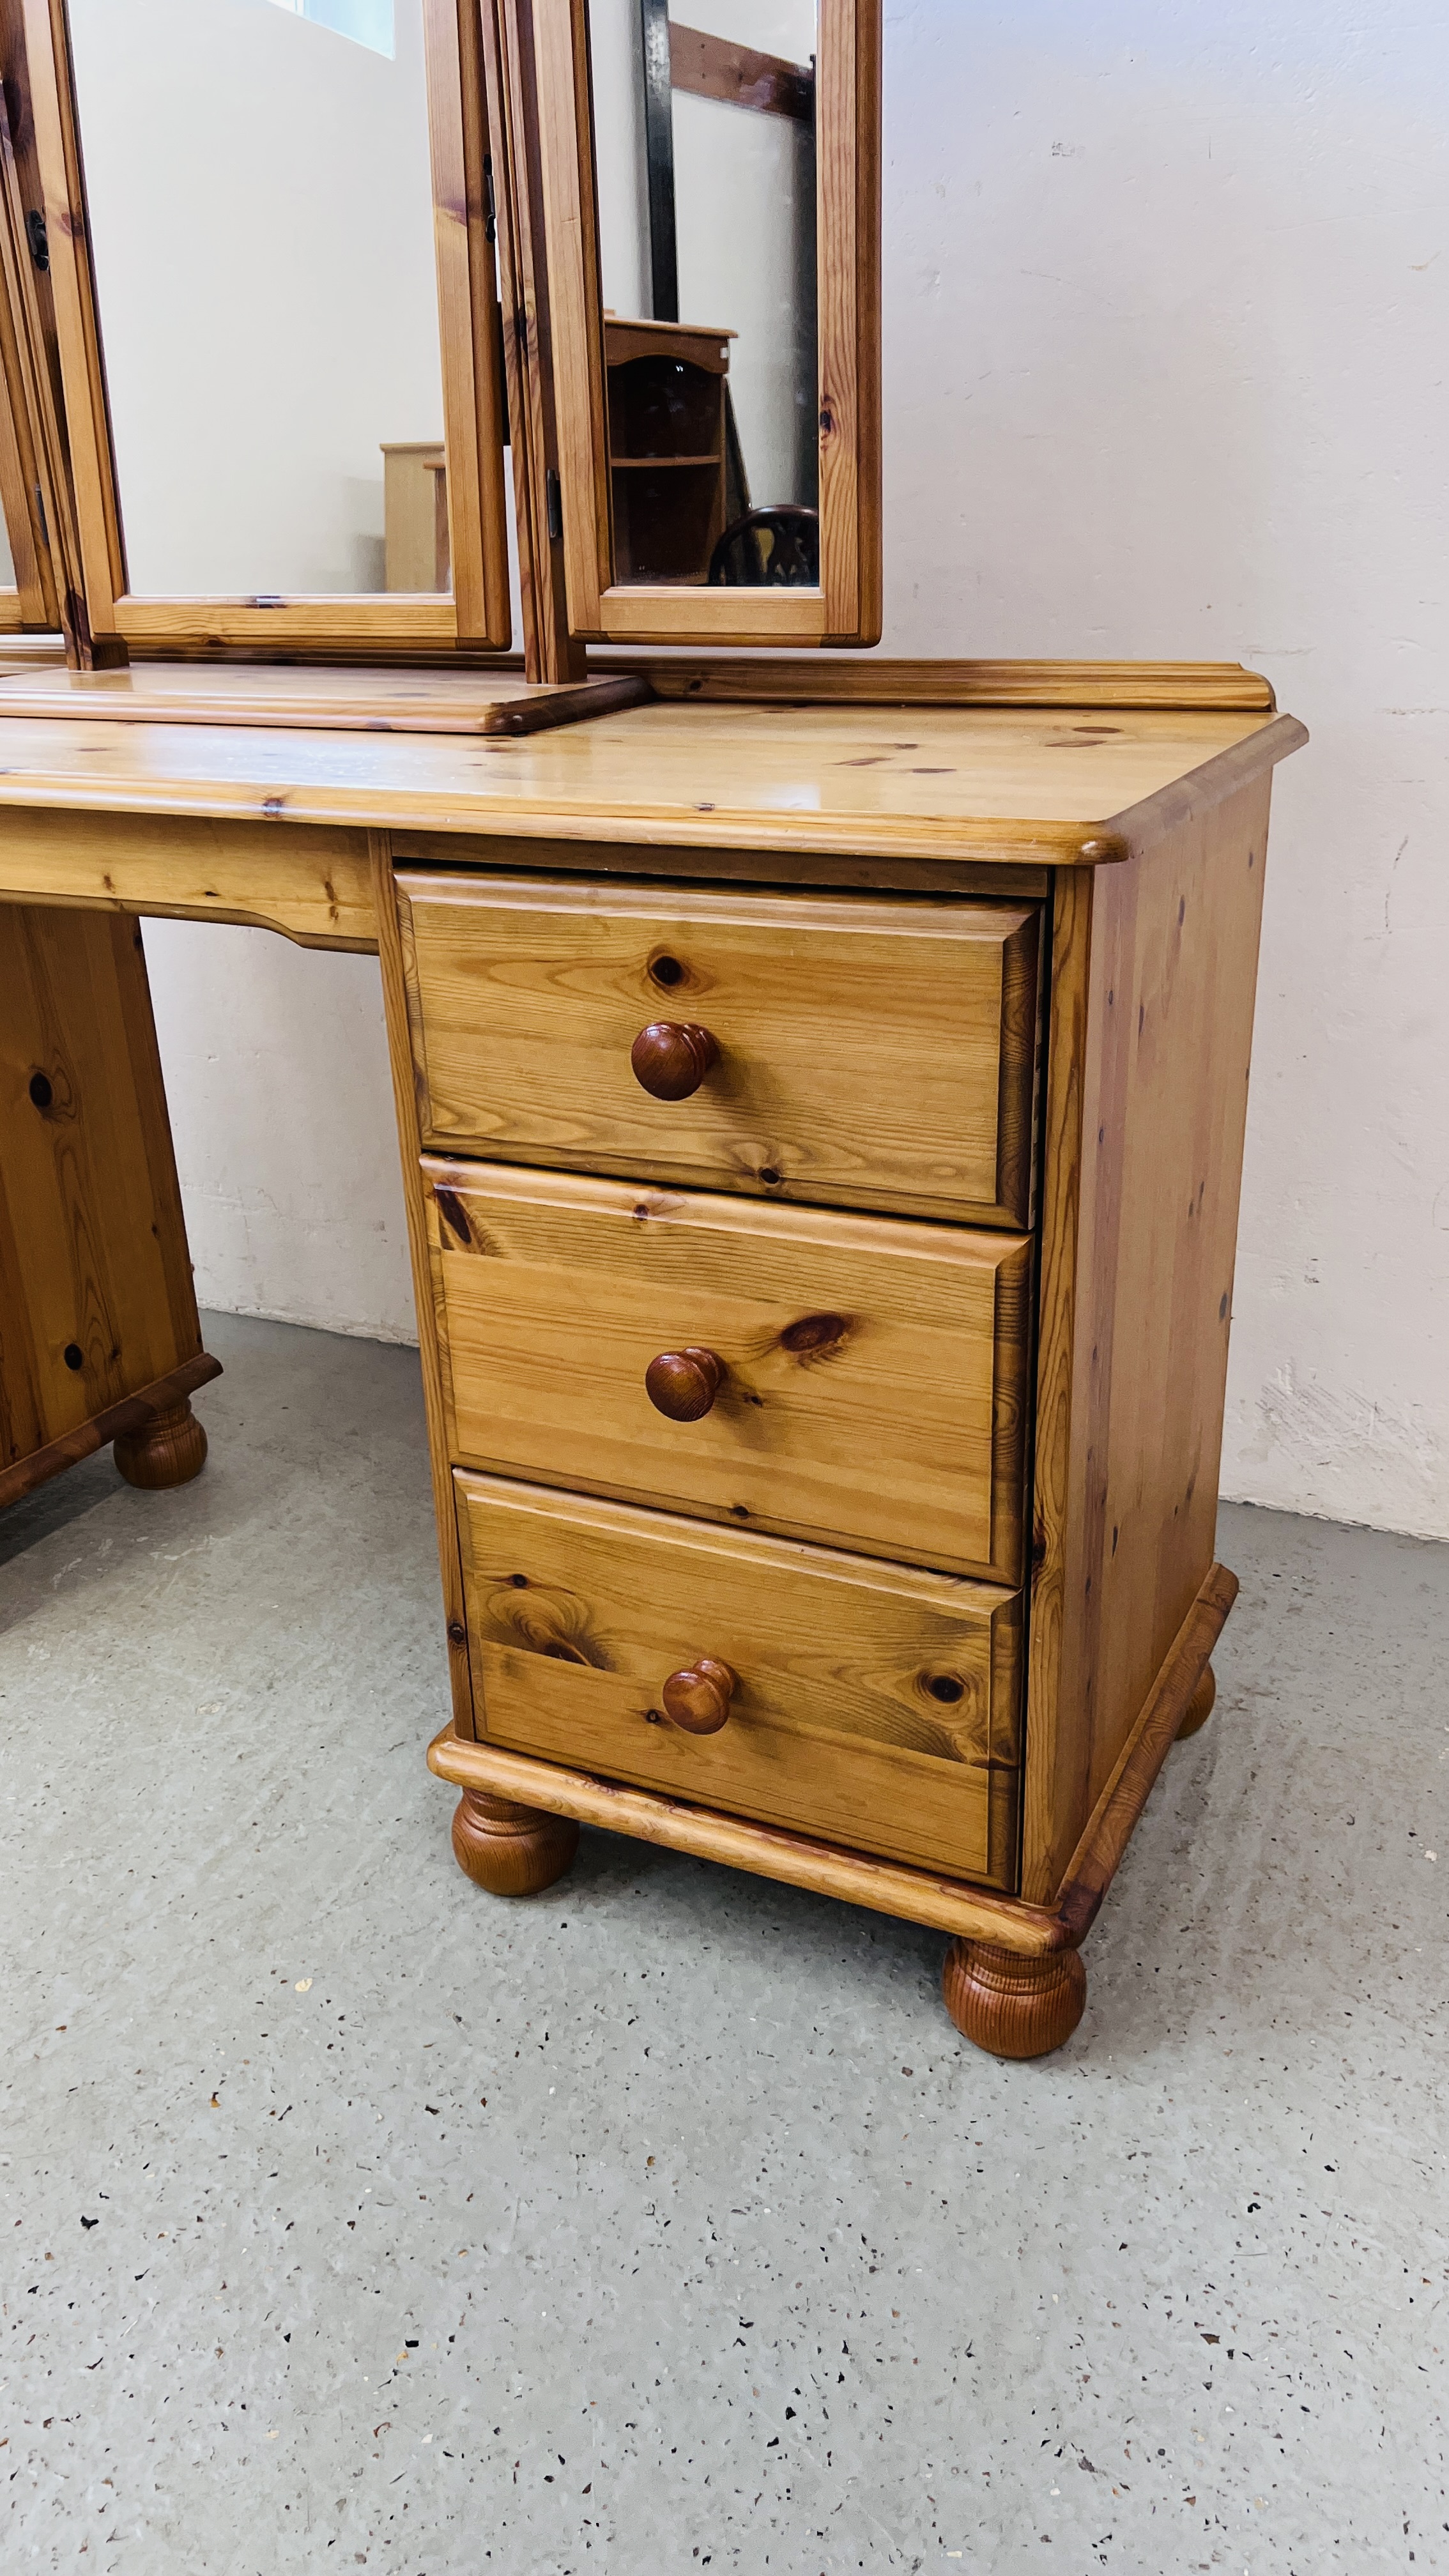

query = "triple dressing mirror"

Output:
[[0, 351, 58, 632], [1, 0, 879, 666], [528, 0, 878, 645], [20, 0, 511, 653]]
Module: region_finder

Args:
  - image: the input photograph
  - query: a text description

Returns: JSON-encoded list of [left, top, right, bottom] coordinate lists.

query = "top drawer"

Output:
[[395, 872, 1039, 1226]]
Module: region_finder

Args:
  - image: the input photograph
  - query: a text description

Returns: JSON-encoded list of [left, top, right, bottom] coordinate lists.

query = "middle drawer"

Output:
[[425, 1158, 1030, 1584]]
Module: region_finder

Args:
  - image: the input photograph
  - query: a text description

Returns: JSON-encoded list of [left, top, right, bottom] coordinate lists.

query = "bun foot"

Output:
[[450, 1790, 579, 1897], [114, 1399, 208, 1491], [942, 1938, 1087, 2059], [1176, 1662, 1216, 1740]]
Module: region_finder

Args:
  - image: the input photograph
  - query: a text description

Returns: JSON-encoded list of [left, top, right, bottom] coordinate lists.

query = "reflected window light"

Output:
[[266, 0, 395, 59]]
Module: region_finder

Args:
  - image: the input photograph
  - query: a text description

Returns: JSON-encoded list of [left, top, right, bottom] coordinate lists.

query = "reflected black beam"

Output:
[[639, 0, 678, 321]]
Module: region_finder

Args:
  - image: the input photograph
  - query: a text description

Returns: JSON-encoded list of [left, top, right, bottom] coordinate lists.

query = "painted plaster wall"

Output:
[[144, 1, 1449, 1537]]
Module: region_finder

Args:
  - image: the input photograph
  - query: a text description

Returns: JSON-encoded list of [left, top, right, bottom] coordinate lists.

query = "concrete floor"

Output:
[[3, 1313, 1446, 2575]]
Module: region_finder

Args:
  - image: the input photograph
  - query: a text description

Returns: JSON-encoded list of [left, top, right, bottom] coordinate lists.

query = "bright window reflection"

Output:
[[266, 0, 394, 59]]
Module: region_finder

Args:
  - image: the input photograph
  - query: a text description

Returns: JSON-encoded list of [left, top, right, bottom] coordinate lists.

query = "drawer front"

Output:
[[397, 872, 1039, 1226], [456, 1473, 1022, 1886], [427, 1160, 1031, 1583]]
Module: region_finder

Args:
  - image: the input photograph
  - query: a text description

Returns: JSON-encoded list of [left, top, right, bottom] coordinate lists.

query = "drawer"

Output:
[[455, 1472, 1022, 1886], [396, 871, 1039, 1226], [426, 1158, 1031, 1583]]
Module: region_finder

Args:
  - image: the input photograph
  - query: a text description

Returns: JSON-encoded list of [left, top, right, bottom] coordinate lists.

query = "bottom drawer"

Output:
[[455, 1471, 1022, 1888]]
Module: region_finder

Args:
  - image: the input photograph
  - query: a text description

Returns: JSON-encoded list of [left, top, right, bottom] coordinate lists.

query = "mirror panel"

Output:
[[66, 0, 448, 595], [589, 0, 819, 590]]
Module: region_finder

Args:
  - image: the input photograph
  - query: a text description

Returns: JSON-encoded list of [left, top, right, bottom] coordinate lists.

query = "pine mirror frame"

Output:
[[0, 277, 61, 636], [523, 0, 880, 650], [0, 1, 65, 639], [15, 0, 514, 659]]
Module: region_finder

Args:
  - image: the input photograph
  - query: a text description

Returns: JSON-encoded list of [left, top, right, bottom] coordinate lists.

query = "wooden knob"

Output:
[[661, 1657, 734, 1735], [630, 1020, 719, 1100], [645, 1346, 725, 1421]]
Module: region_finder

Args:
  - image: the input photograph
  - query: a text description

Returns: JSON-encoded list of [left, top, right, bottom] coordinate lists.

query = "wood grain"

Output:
[[480, 0, 587, 682], [941, 1940, 1086, 2058], [527, 0, 881, 644], [626, 657, 1278, 713], [370, 832, 479, 1740], [0, 1347, 218, 1509], [450, 1785, 578, 1892], [1021, 774, 1275, 1900], [643, 1343, 726, 1420], [578, 589, 829, 647], [669, 24, 813, 120], [0, 133, 57, 628], [1056, 1564, 1237, 1938], [398, 870, 1039, 1223], [419, 0, 512, 648], [382, 442, 448, 592], [604, 312, 732, 585], [391, 828, 1051, 898], [433, 1547, 1236, 1951], [20, 0, 128, 643], [0, 703, 1305, 866], [1019, 863, 1094, 1907], [453, 1470, 1023, 1885], [628, 1017, 720, 1101], [816, 0, 881, 643], [112, 1395, 208, 1489], [661, 1655, 734, 1735], [0, 0, 68, 635], [0, 804, 376, 947], [0, 361, 44, 620], [1176, 1660, 1215, 1740], [0, 903, 205, 1480], [526, 0, 611, 628], [429, 1724, 1062, 1947], [19, 0, 513, 659], [425, 1159, 1031, 1581], [111, 600, 457, 652], [0, 663, 648, 735]]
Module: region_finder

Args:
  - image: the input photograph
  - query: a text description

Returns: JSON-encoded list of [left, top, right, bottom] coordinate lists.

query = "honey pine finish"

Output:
[[0, 674, 1305, 2056], [0, 902, 216, 1507]]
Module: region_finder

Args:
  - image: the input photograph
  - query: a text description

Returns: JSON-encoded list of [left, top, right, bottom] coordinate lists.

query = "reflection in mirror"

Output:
[[590, 0, 818, 587], [67, 0, 447, 594]]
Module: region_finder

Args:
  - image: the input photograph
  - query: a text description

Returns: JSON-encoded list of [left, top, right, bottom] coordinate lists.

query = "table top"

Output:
[[0, 693, 1305, 864]]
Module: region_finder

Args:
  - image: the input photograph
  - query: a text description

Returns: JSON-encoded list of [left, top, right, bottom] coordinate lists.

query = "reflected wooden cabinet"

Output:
[[604, 316, 733, 583], [382, 441, 450, 592]]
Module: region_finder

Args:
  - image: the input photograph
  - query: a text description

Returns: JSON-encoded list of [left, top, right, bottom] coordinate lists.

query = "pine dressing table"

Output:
[[0, 0, 1308, 2051], [0, 663, 1306, 2055]]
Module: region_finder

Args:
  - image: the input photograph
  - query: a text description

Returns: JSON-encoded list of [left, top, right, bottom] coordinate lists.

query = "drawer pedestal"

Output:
[[372, 715, 1294, 2058]]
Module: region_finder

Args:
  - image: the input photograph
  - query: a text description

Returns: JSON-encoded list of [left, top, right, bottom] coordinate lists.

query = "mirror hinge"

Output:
[[483, 154, 497, 246], [25, 209, 48, 273], [546, 470, 563, 543]]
